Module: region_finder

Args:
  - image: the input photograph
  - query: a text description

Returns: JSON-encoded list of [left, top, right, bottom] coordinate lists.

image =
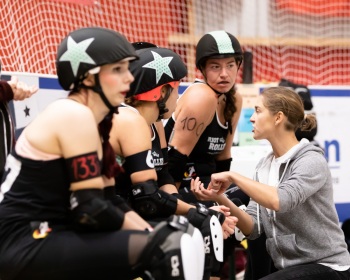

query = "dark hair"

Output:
[[224, 87, 237, 134], [261, 87, 317, 132], [98, 112, 123, 178]]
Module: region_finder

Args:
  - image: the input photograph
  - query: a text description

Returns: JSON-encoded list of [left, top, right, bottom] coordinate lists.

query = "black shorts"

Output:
[[1, 227, 148, 280]]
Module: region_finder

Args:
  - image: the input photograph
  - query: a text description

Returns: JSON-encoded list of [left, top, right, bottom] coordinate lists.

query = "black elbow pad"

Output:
[[130, 180, 177, 219], [70, 189, 125, 231], [104, 186, 132, 213]]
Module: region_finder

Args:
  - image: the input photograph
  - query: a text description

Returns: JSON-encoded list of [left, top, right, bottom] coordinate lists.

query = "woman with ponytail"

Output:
[[0, 27, 198, 280]]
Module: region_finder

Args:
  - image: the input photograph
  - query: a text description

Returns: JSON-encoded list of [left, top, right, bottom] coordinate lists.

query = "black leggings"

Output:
[[1, 229, 148, 280], [244, 233, 277, 280]]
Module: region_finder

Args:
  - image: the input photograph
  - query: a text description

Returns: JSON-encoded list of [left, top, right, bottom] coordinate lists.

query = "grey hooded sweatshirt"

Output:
[[246, 141, 350, 270]]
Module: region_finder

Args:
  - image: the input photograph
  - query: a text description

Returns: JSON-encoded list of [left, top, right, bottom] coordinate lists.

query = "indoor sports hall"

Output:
[[1, 1, 350, 279]]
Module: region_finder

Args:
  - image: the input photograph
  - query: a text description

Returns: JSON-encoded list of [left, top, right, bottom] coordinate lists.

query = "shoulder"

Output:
[[48, 97, 90, 111], [110, 108, 151, 157], [113, 106, 147, 128], [234, 90, 243, 106], [292, 145, 328, 174], [176, 83, 217, 120], [179, 82, 217, 107], [29, 98, 96, 127]]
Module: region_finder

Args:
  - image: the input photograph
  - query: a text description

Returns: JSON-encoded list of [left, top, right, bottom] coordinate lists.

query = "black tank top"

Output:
[[151, 124, 165, 171], [165, 111, 228, 178], [0, 150, 70, 238]]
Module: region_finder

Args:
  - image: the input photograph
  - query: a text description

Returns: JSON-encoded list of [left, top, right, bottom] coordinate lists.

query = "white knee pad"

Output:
[[190, 227, 205, 279], [209, 215, 224, 262], [180, 233, 201, 280]]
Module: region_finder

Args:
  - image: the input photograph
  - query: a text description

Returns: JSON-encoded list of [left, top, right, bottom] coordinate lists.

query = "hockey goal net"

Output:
[[1, 0, 350, 85]]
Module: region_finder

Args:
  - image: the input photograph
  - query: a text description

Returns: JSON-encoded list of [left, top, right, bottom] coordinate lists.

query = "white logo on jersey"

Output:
[[171, 255, 180, 277], [146, 150, 155, 168], [0, 154, 22, 204]]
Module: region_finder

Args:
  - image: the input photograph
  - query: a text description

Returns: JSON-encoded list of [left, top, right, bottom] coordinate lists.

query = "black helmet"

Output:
[[195, 30, 243, 69], [132, 41, 158, 51], [127, 46, 187, 101], [56, 27, 138, 91]]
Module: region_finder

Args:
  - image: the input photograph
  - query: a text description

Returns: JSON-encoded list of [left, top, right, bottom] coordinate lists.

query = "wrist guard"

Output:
[[186, 203, 225, 228]]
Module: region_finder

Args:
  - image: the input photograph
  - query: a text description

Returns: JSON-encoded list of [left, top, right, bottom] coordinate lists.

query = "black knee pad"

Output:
[[135, 215, 204, 280]]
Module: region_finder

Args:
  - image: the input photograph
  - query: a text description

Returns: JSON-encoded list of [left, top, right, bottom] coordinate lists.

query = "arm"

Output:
[[0, 81, 14, 102], [57, 103, 152, 231], [167, 85, 216, 187], [209, 171, 280, 211], [156, 121, 237, 238], [154, 121, 196, 215], [191, 177, 253, 236], [0, 76, 38, 102], [110, 110, 157, 183], [169, 84, 216, 156], [110, 110, 178, 220], [103, 177, 152, 230]]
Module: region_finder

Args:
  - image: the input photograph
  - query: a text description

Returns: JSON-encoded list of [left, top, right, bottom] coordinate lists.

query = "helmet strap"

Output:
[[81, 74, 115, 112]]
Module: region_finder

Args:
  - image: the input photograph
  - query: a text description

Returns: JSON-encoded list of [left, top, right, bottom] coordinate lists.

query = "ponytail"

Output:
[[98, 112, 123, 178]]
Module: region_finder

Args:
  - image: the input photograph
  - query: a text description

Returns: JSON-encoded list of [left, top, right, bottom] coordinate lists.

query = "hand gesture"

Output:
[[191, 177, 220, 202], [221, 215, 238, 239], [208, 171, 233, 195], [8, 76, 39, 101]]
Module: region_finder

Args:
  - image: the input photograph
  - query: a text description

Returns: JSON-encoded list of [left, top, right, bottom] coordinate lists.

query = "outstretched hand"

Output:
[[8, 76, 39, 101], [191, 177, 239, 239], [191, 177, 220, 202]]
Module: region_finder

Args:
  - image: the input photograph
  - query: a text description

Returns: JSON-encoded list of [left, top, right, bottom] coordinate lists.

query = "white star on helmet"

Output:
[[59, 36, 96, 76], [142, 51, 174, 84]]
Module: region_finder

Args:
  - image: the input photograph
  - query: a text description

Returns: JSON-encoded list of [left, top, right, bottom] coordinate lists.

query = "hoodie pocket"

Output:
[[266, 233, 311, 265]]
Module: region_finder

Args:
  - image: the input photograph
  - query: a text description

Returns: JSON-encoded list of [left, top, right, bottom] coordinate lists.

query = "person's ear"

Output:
[[160, 85, 168, 98], [275, 111, 284, 125], [82, 73, 95, 87]]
